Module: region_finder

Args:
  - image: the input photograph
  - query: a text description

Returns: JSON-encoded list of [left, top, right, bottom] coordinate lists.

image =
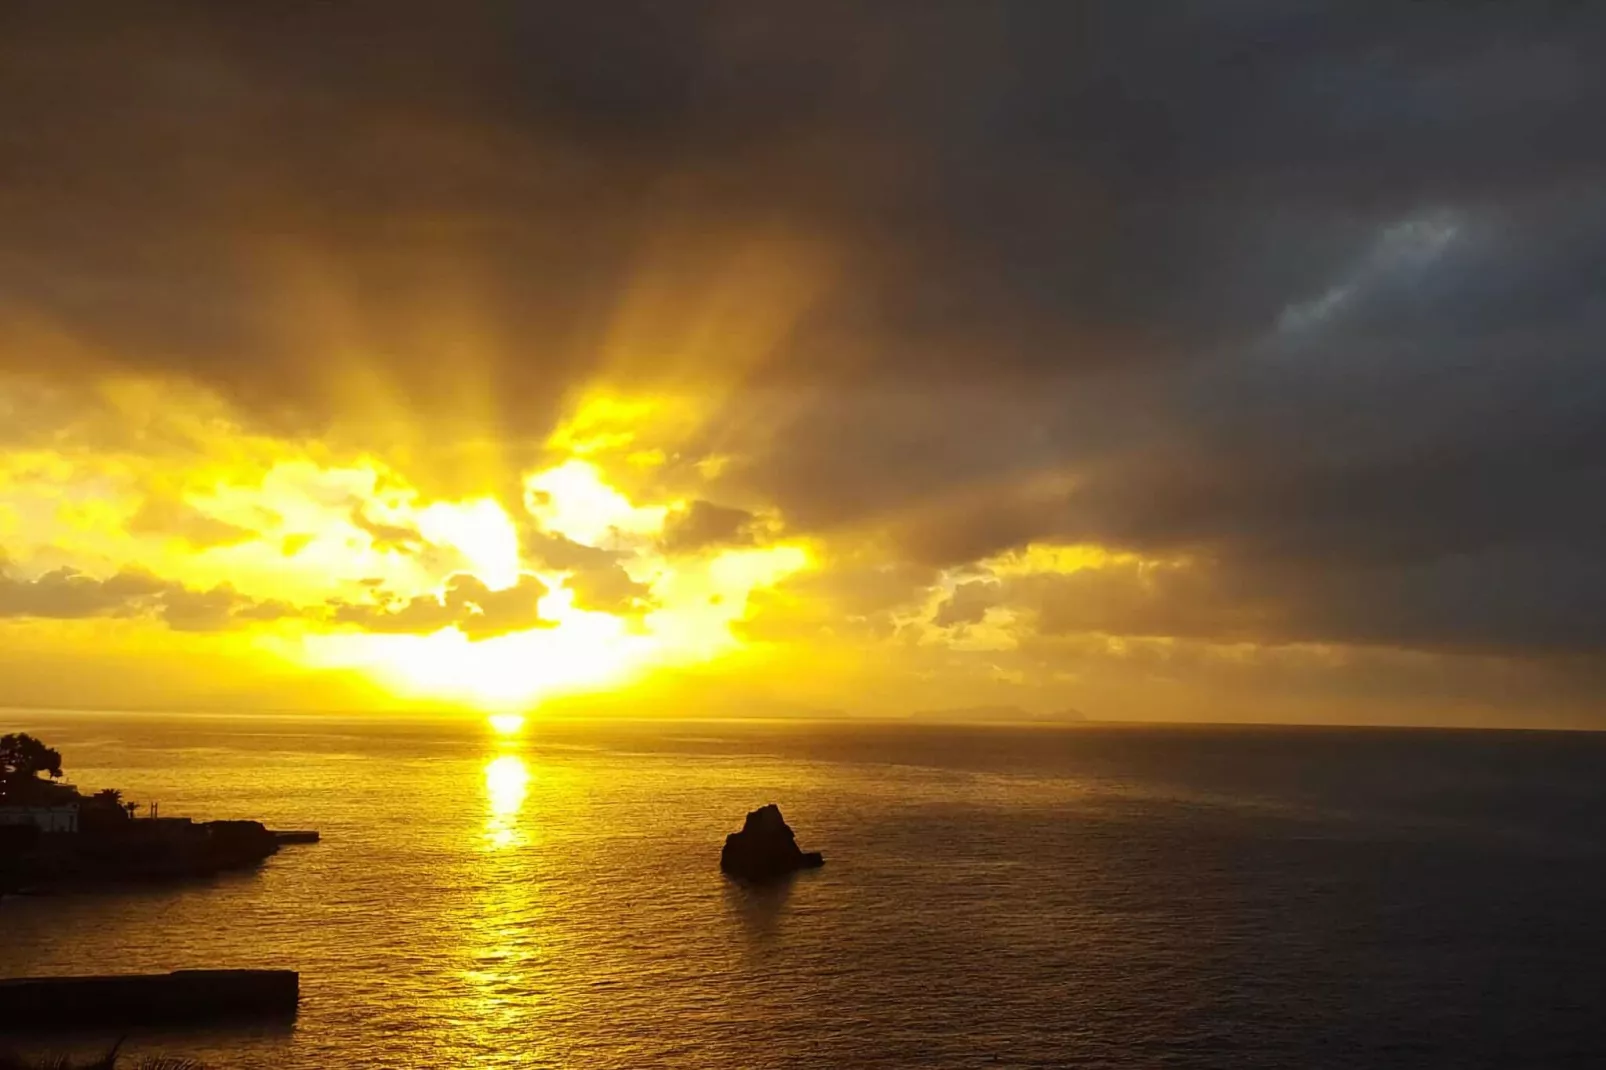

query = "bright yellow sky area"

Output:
[[0, 380, 814, 714], [274, 450, 811, 708]]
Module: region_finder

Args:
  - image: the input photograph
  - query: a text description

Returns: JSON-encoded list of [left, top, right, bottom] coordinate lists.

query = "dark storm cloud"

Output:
[[3, 2, 1606, 656]]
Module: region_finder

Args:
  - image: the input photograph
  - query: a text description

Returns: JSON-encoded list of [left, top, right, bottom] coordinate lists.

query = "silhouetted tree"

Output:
[[0, 733, 63, 782], [0, 733, 69, 806], [79, 787, 131, 832]]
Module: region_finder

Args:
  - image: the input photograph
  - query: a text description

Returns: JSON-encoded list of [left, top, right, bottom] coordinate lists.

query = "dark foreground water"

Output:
[[2, 712, 1604, 1069]]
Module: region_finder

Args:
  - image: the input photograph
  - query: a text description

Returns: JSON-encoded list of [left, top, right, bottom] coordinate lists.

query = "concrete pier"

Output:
[[271, 829, 320, 844], [0, 970, 299, 1026]]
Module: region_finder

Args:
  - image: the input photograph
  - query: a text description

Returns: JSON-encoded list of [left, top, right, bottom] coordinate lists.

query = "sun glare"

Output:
[[301, 617, 657, 709], [488, 714, 525, 735], [248, 440, 815, 711], [415, 498, 522, 589], [523, 460, 667, 546]]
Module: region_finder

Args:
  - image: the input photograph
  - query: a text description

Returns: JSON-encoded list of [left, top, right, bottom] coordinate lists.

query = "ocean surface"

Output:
[[2, 712, 1605, 1069]]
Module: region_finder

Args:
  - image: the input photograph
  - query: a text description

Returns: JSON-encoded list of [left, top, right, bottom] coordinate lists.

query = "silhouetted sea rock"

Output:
[[720, 804, 824, 882]]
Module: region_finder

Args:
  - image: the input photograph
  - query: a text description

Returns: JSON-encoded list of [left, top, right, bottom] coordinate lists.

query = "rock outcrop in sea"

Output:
[[720, 804, 824, 882]]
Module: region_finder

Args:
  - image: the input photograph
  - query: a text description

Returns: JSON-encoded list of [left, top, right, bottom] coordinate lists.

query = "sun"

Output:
[[305, 623, 654, 709], [297, 594, 661, 710], [282, 451, 812, 711], [488, 714, 525, 736]]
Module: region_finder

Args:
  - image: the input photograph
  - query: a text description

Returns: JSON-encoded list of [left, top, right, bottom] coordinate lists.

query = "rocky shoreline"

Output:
[[2, 733, 305, 895], [1, 818, 284, 894]]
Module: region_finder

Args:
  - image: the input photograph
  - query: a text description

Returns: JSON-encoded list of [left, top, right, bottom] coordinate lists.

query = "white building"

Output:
[[0, 804, 79, 833]]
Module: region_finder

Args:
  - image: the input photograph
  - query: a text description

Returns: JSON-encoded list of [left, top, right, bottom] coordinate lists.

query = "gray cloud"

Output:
[[932, 580, 1000, 629], [563, 565, 651, 615], [0, 566, 166, 620], [129, 495, 256, 549], [0, 561, 289, 632], [350, 507, 425, 553], [522, 530, 620, 572], [160, 585, 296, 632], [737, 554, 937, 644], [330, 594, 455, 635], [331, 572, 554, 639], [659, 500, 755, 553], [0, 556, 557, 639], [450, 574, 555, 638], [521, 529, 652, 613]]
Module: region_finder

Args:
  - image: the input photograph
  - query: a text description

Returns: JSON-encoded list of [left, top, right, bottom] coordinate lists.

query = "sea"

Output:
[[2, 711, 1604, 1069]]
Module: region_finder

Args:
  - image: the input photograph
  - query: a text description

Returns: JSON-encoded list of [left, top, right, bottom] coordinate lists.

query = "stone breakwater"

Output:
[[0, 970, 300, 1026]]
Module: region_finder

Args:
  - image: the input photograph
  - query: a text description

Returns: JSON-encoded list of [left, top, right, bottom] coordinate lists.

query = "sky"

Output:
[[1, 2, 1604, 727]]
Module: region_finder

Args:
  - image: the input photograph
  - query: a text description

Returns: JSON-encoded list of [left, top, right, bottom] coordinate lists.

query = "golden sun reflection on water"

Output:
[[463, 749, 550, 1060], [483, 754, 529, 850]]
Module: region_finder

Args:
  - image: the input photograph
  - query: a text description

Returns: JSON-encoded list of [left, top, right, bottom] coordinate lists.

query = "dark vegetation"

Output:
[[0, 734, 63, 783], [0, 733, 68, 806]]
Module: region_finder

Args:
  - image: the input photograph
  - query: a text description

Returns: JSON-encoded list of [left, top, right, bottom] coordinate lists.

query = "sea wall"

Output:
[[0, 970, 299, 1026]]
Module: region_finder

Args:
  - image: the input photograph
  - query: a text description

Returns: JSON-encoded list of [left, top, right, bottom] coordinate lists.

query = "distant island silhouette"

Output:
[[906, 706, 1090, 724]]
